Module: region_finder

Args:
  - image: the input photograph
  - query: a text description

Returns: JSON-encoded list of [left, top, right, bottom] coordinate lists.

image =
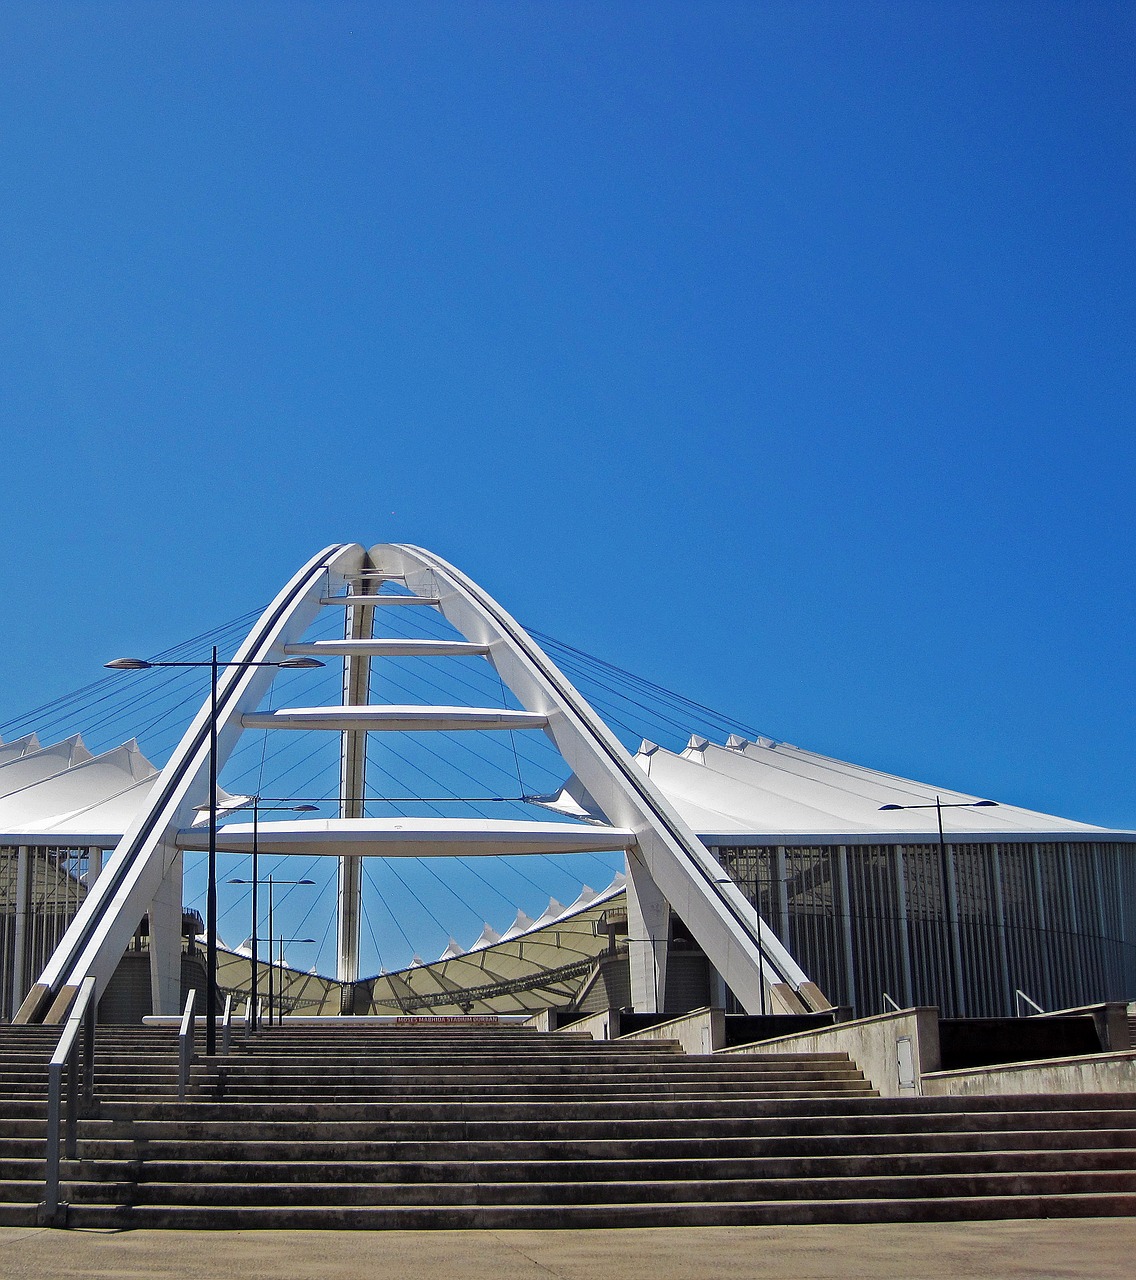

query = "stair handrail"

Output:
[[177, 987, 197, 1101], [41, 973, 97, 1225], [881, 992, 902, 1012], [1015, 989, 1045, 1016], [221, 992, 233, 1055]]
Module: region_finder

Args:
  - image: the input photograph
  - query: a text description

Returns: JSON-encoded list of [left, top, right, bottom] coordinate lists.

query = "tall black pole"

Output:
[[250, 799, 259, 1033], [267, 875, 274, 1028], [206, 646, 218, 1055]]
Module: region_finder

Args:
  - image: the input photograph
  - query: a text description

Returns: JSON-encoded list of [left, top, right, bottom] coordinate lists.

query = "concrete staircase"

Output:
[[1, 1022, 1135, 1228]]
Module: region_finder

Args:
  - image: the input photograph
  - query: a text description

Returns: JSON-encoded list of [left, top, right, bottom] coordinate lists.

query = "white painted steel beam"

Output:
[[176, 817, 635, 858], [369, 543, 815, 1014], [320, 595, 440, 606], [16, 542, 365, 1024], [22, 538, 820, 1025], [242, 706, 548, 732], [286, 640, 490, 657]]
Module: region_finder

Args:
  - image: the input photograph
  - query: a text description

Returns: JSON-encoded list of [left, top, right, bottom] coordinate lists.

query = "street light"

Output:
[[228, 875, 315, 1026], [878, 795, 999, 1014], [205, 797, 317, 1032], [105, 648, 324, 1053]]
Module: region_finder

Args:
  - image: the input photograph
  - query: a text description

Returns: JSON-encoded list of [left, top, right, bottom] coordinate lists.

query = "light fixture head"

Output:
[[105, 657, 151, 670], [878, 803, 903, 811], [972, 799, 999, 807], [277, 656, 324, 669], [294, 804, 318, 812]]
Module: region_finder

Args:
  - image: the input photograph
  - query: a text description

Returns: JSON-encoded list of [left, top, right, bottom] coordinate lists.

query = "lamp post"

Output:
[[228, 875, 314, 1025], [272, 936, 317, 1021], [209, 798, 317, 1032], [879, 796, 999, 1015], [105, 649, 323, 1053]]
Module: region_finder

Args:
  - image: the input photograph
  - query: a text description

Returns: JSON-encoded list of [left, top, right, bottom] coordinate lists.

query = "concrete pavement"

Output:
[[2, 1220, 1135, 1279]]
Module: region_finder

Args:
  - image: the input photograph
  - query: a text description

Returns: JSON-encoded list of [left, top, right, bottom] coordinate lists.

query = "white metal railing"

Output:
[[881, 992, 902, 1012], [41, 974, 97, 1225], [177, 988, 197, 1100], [1015, 988, 1045, 1016], [221, 992, 233, 1055]]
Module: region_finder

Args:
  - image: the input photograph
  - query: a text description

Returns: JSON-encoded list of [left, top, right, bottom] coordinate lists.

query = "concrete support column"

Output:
[[10, 846, 31, 1016], [626, 848, 669, 1013], [87, 847, 103, 885], [148, 848, 184, 1017]]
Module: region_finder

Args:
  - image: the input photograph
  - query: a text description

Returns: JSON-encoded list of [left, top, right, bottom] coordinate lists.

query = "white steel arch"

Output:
[[18, 542, 821, 1023], [16, 543, 364, 1023]]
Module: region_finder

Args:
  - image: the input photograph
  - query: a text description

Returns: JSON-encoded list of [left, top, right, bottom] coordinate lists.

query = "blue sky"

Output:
[[0, 3, 1133, 964]]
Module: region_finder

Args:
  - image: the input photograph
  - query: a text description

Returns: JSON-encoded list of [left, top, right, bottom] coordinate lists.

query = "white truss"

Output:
[[17, 542, 819, 1024]]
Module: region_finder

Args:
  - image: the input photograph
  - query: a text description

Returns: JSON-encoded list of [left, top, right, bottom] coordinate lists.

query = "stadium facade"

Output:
[[2, 543, 1133, 1025]]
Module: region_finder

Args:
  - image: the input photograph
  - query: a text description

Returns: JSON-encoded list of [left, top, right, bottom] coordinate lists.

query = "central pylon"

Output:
[[17, 543, 825, 1024]]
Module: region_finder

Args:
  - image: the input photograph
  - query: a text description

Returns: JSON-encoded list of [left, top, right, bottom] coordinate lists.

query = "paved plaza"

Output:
[[2, 1221, 1135, 1280]]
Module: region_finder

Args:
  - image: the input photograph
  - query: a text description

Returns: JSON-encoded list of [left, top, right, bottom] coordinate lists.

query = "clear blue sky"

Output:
[[1, 0, 1132, 856]]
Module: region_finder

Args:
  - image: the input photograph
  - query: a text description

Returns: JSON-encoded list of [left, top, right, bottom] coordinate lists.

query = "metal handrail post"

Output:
[[43, 1059, 62, 1222], [178, 988, 197, 1101], [65, 1040, 79, 1159], [42, 974, 96, 1225], [82, 990, 96, 1111], [221, 992, 233, 1055]]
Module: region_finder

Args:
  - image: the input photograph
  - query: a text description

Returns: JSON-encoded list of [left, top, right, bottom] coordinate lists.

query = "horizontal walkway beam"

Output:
[[320, 595, 439, 607], [285, 639, 490, 657], [242, 706, 548, 732], [176, 816, 634, 858]]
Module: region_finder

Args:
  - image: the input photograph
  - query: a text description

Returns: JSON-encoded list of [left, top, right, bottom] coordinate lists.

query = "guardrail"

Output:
[[1015, 989, 1045, 1016], [177, 988, 197, 1101], [41, 974, 97, 1225], [221, 992, 233, 1055]]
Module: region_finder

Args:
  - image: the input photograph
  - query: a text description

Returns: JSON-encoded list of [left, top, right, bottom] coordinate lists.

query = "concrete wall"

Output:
[[718, 1007, 941, 1097], [922, 1050, 1136, 1096], [619, 1006, 723, 1055], [553, 1008, 616, 1040]]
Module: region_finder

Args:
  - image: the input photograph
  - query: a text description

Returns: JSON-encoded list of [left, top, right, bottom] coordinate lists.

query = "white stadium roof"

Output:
[[0, 726, 1119, 851]]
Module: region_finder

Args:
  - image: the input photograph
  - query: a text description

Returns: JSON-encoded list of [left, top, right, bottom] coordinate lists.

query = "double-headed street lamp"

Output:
[[105, 647, 323, 1053], [878, 795, 999, 1014]]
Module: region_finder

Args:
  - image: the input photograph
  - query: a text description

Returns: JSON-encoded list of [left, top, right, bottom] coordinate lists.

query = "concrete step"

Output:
[[54, 1191, 1136, 1231], [70, 1148, 1136, 1187], [3, 1022, 1133, 1231], [63, 1127, 1136, 1165]]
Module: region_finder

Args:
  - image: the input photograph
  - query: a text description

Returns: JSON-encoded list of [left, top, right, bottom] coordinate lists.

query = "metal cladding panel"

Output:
[[711, 839, 1136, 1018]]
